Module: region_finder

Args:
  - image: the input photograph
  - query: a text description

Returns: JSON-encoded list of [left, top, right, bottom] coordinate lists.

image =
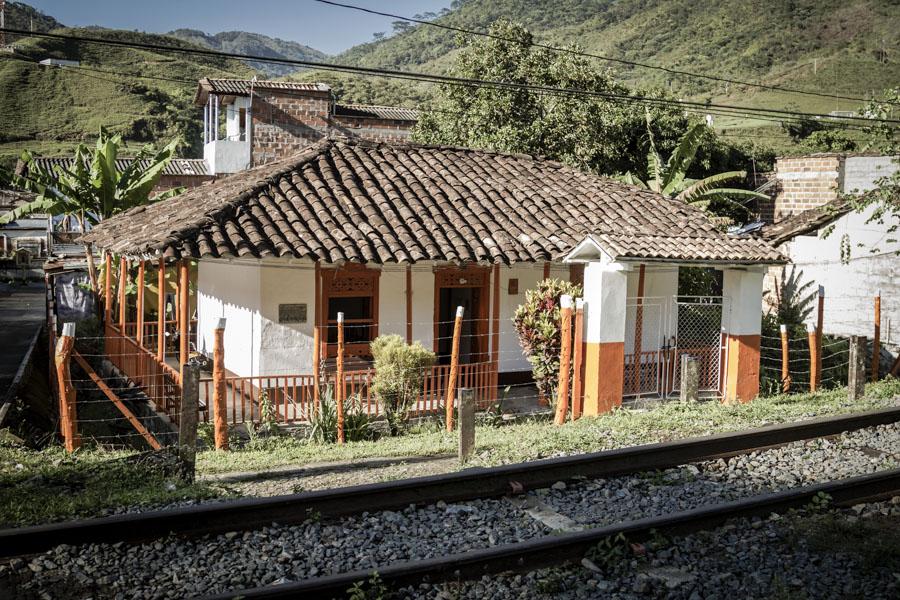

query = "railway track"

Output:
[[205, 468, 900, 599], [2, 406, 900, 559]]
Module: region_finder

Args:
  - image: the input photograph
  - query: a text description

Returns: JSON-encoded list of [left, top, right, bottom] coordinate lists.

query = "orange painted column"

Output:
[[580, 260, 627, 416], [722, 268, 764, 404]]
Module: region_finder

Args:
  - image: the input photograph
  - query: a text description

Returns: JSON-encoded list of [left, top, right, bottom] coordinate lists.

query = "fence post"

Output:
[[157, 258, 166, 362], [554, 295, 573, 425], [136, 260, 145, 346], [445, 306, 464, 432], [55, 322, 80, 452], [336, 312, 345, 444], [458, 387, 475, 463], [871, 291, 881, 382], [118, 256, 127, 333], [212, 318, 228, 451], [103, 252, 112, 325], [312, 324, 321, 413], [680, 355, 699, 402], [815, 286, 824, 388], [571, 298, 585, 420], [848, 335, 867, 401], [780, 324, 791, 393], [180, 359, 200, 481], [807, 324, 819, 393]]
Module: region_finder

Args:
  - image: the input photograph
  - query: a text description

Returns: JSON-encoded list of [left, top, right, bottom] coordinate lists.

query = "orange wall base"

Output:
[[583, 341, 624, 416], [724, 334, 761, 404]]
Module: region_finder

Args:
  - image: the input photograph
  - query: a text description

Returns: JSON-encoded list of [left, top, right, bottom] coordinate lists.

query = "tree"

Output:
[[764, 266, 817, 325], [620, 118, 769, 218], [413, 20, 691, 176], [513, 278, 582, 404], [1, 128, 183, 294]]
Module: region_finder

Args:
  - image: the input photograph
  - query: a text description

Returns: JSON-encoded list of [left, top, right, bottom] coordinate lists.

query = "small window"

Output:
[[238, 108, 247, 141], [327, 296, 374, 344]]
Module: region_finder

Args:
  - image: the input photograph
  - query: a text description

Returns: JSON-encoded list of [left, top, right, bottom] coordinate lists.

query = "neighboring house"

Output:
[[28, 156, 215, 194], [86, 138, 783, 421], [0, 188, 49, 278], [758, 154, 899, 345], [196, 78, 417, 174]]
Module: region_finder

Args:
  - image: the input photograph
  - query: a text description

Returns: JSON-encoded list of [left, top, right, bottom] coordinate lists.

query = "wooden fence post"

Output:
[[554, 295, 573, 425], [312, 323, 321, 412], [780, 324, 791, 393], [336, 312, 345, 444], [807, 324, 819, 393], [871, 291, 881, 382], [55, 322, 80, 452], [445, 306, 464, 432], [212, 318, 227, 451], [680, 355, 699, 402], [571, 298, 585, 420], [458, 387, 475, 463], [118, 256, 127, 333], [848, 335, 867, 401], [103, 252, 112, 325], [180, 359, 200, 482], [136, 260, 145, 346], [157, 258, 166, 362], [815, 286, 824, 388]]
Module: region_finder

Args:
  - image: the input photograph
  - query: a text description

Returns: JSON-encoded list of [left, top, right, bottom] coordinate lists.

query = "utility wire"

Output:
[[2, 27, 898, 127], [313, 0, 896, 107]]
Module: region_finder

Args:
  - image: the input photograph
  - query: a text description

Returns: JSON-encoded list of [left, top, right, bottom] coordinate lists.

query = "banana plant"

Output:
[[621, 117, 768, 214], [1, 128, 183, 294]]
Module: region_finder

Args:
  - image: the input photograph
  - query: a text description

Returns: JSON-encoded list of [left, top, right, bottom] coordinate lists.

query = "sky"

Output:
[[23, 1, 451, 55]]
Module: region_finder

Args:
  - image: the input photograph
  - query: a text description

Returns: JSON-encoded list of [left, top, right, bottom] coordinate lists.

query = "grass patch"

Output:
[[196, 379, 900, 475], [0, 446, 225, 528]]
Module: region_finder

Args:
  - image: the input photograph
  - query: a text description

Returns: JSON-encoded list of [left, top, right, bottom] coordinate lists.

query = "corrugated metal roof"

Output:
[[334, 103, 418, 122], [31, 157, 211, 177], [195, 78, 331, 104]]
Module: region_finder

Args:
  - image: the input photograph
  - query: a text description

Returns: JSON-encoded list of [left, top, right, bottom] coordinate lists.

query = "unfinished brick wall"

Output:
[[772, 155, 844, 221], [249, 89, 415, 166], [154, 174, 215, 193]]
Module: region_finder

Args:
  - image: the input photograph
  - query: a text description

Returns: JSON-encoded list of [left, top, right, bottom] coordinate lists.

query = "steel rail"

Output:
[[2, 406, 899, 557], [204, 468, 900, 599]]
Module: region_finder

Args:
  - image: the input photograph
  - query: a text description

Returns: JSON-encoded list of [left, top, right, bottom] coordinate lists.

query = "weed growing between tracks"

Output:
[[196, 379, 900, 474]]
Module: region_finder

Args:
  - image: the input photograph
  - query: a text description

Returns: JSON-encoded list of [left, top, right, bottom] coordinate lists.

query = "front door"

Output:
[[434, 266, 490, 365]]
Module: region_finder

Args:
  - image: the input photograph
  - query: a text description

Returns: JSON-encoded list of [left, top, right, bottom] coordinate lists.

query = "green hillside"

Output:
[[334, 0, 900, 141], [167, 29, 327, 77], [0, 23, 254, 168]]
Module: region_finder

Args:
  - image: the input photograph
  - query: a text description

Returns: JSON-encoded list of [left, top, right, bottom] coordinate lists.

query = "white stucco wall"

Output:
[[496, 264, 544, 372], [197, 259, 262, 377], [623, 266, 679, 354], [258, 262, 317, 375]]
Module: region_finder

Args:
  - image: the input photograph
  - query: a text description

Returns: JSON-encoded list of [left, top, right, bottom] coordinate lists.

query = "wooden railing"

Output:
[[198, 361, 498, 425], [104, 322, 182, 423]]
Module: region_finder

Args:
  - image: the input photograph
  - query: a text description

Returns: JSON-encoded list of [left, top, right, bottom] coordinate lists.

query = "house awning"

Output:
[[84, 139, 786, 266]]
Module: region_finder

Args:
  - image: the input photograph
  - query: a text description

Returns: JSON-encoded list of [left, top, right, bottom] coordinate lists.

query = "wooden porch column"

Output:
[[543, 262, 550, 280], [491, 263, 500, 401], [103, 252, 112, 324], [313, 262, 321, 409], [406, 264, 413, 343], [157, 258, 166, 362], [178, 259, 190, 376], [118, 256, 127, 333], [136, 260, 145, 346]]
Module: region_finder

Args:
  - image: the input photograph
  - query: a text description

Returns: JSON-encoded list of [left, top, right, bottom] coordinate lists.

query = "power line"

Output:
[[2, 27, 898, 127], [313, 0, 895, 107]]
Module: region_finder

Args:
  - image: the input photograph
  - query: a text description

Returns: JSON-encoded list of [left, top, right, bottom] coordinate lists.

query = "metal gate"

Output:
[[624, 296, 728, 399]]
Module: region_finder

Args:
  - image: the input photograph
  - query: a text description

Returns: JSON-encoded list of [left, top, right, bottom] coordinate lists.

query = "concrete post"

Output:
[[554, 295, 573, 425], [872, 292, 881, 382], [55, 322, 80, 452], [458, 388, 475, 463], [848, 335, 867, 401], [680, 355, 699, 402], [581, 260, 627, 415], [807, 324, 819, 393], [179, 359, 200, 481], [722, 268, 764, 403], [212, 318, 227, 450], [445, 306, 464, 431]]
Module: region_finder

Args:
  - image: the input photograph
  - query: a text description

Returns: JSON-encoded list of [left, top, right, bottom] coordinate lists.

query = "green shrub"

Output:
[[371, 334, 436, 436], [513, 278, 582, 402], [308, 386, 377, 444]]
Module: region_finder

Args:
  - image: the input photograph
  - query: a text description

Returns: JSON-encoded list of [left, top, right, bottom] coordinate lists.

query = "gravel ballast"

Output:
[[4, 423, 899, 599]]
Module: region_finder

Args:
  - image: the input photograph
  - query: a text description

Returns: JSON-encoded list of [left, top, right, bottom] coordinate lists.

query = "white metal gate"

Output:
[[624, 296, 728, 399]]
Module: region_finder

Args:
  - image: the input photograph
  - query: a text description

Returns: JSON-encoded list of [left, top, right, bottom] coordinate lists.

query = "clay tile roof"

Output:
[[759, 198, 853, 247], [83, 139, 786, 265], [31, 156, 211, 177], [334, 103, 418, 122], [194, 78, 331, 104]]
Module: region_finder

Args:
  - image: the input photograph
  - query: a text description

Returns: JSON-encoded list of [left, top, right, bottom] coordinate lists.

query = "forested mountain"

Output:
[[167, 29, 327, 77]]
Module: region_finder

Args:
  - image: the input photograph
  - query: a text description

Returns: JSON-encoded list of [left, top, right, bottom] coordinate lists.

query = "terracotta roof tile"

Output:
[[84, 139, 786, 265]]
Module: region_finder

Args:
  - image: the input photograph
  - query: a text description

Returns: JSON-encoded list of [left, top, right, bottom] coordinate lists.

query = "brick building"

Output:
[[758, 153, 899, 347], [195, 78, 417, 174]]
